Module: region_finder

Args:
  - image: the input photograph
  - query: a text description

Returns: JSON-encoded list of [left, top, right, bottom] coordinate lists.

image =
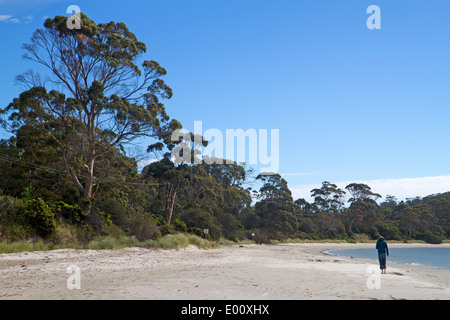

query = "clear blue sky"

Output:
[[1, 0, 450, 200]]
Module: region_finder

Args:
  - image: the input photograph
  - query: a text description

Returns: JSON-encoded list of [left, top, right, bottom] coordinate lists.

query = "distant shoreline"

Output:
[[1, 236, 449, 255]]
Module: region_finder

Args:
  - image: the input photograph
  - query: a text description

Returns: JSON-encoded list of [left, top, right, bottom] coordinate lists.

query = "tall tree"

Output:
[[342, 199, 380, 235], [345, 183, 381, 203], [143, 131, 208, 225], [0, 14, 178, 213], [255, 174, 297, 238], [141, 157, 191, 225], [310, 181, 346, 212], [294, 198, 318, 216]]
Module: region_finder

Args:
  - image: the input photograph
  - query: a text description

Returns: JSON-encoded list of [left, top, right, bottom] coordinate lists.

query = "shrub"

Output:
[[421, 231, 443, 244], [94, 197, 127, 227], [156, 233, 213, 249], [173, 218, 187, 232], [152, 214, 172, 235], [158, 233, 190, 248], [253, 229, 270, 244], [49, 201, 87, 224], [51, 222, 80, 244], [188, 227, 205, 238], [0, 196, 31, 240], [86, 237, 115, 250], [129, 214, 161, 241], [298, 218, 317, 235], [117, 236, 139, 248], [24, 198, 56, 238], [102, 222, 125, 239], [180, 208, 221, 240], [376, 222, 400, 240]]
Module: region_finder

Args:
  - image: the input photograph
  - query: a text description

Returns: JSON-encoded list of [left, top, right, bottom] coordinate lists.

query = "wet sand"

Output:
[[0, 243, 449, 300]]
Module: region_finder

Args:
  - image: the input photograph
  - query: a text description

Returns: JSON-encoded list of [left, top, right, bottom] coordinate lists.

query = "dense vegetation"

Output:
[[0, 14, 448, 248]]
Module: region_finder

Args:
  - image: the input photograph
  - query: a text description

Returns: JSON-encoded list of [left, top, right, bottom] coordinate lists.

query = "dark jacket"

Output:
[[376, 238, 389, 255]]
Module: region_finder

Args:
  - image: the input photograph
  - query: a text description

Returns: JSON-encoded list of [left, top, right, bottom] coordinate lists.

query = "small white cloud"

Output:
[[9, 18, 20, 23], [24, 15, 33, 23], [0, 15, 12, 22]]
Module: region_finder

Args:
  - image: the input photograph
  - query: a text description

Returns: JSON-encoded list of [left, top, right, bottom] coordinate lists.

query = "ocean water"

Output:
[[325, 247, 450, 270]]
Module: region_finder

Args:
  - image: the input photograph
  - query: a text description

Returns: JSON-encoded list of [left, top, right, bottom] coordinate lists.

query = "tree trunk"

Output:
[[83, 157, 95, 215], [166, 190, 177, 225]]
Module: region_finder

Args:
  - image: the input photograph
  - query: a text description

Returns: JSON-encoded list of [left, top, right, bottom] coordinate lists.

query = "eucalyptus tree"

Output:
[[255, 174, 298, 239], [345, 183, 381, 203], [0, 14, 179, 213], [310, 181, 346, 213], [343, 183, 382, 235]]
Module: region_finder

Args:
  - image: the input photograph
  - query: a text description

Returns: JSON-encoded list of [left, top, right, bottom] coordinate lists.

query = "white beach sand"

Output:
[[0, 243, 449, 300]]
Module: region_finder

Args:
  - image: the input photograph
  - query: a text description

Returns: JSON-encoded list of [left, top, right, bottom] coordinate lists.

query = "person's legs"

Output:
[[378, 253, 386, 272]]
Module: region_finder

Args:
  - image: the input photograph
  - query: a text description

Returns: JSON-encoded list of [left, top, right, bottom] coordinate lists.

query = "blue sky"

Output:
[[1, 0, 450, 201]]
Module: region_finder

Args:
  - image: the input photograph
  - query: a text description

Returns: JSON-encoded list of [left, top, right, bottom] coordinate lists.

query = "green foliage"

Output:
[[421, 231, 443, 244], [20, 184, 34, 200], [252, 229, 270, 244], [94, 197, 127, 227], [255, 174, 298, 239], [50, 201, 87, 224], [0, 195, 31, 240], [101, 223, 125, 239], [128, 214, 161, 241], [24, 198, 56, 238], [98, 211, 113, 226], [173, 218, 187, 232], [376, 222, 400, 240], [0, 240, 56, 253], [311, 181, 345, 212], [152, 214, 172, 235], [181, 208, 220, 240]]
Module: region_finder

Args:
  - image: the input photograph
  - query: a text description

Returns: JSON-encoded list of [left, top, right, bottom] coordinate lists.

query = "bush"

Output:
[[156, 233, 213, 249], [421, 231, 443, 244], [86, 237, 116, 250], [0, 196, 31, 240], [102, 222, 125, 239], [51, 222, 80, 244], [253, 229, 270, 244], [94, 197, 127, 227], [298, 218, 317, 235], [173, 218, 187, 232], [129, 214, 161, 241], [152, 214, 172, 235], [24, 198, 56, 238], [376, 222, 401, 240], [180, 208, 221, 240], [157, 233, 190, 248], [50, 201, 87, 224], [188, 227, 205, 238]]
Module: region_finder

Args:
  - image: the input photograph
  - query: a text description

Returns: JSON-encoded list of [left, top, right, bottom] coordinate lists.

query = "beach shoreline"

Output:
[[318, 242, 450, 268], [0, 242, 449, 300]]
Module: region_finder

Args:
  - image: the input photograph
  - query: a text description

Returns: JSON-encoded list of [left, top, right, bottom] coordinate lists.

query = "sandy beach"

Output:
[[0, 243, 449, 300]]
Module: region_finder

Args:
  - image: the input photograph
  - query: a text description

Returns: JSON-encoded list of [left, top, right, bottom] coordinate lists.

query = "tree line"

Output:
[[0, 14, 448, 245]]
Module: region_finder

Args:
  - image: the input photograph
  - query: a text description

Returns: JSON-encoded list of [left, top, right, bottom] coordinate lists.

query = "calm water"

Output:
[[325, 247, 450, 270]]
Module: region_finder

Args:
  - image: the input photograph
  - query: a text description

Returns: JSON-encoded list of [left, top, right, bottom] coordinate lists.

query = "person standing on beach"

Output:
[[376, 236, 389, 274]]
